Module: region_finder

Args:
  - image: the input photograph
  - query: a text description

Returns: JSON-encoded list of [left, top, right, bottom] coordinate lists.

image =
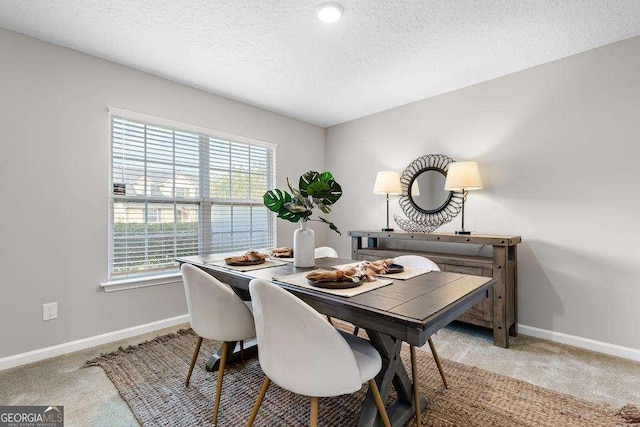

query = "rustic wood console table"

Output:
[[349, 230, 521, 348]]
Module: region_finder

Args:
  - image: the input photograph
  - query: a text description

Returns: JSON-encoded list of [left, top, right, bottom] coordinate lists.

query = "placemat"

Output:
[[331, 262, 433, 280], [204, 259, 287, 272], [273, 269, 393, 297]]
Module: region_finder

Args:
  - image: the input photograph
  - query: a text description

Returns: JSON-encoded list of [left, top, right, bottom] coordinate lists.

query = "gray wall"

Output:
[[0, 29, 325, 358], [326, 36, 640, 350], [2, 26, 638, 359]]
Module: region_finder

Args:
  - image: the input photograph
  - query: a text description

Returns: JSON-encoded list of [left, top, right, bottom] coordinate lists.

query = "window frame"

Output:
[[102, 108, 277, 291]]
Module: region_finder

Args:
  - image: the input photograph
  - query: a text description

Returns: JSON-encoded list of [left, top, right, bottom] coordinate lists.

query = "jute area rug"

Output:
[[86, 328, 639, 426]]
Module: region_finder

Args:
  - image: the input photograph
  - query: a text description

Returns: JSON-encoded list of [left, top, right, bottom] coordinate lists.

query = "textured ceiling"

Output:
[[1, 1, 640, 127]]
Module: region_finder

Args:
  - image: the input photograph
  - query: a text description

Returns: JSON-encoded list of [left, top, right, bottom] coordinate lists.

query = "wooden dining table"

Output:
[[177, 255, 495, 427]]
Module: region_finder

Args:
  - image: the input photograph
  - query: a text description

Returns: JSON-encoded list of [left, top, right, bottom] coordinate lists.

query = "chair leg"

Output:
[[326, 315, 334, 325], [368, 379, 391, 427], [353, 326, 360, 336], [247, 377, 271, 427], [428, 337, 448, 389], [410, 345, 421, 427], [310, 396, 319, 427], [211, 341, 229, 426], [185, 336, 203, 387]]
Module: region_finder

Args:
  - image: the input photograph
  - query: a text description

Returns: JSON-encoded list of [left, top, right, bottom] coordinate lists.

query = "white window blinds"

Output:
[[110, 114, 276, 279]]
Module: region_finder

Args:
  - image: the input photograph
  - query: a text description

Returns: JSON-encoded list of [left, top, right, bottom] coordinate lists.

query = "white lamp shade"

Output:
[[444, 162, 483, 191], [373, 171, 402, 195]]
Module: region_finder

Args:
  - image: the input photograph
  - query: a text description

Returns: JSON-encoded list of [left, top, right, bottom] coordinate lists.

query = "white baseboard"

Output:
[[3, 317, 637, 371], [518, 324, 640, 362], [0, 314, 190, 372]]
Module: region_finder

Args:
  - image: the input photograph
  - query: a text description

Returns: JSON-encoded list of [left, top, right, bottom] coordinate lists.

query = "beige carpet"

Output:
[[85, 329, 639, 426]]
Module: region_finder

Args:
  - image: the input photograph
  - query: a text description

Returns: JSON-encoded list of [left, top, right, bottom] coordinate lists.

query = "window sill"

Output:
[[100, 271, 183, 293]]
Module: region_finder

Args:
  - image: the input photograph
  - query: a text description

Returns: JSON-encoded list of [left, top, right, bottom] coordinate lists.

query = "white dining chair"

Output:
[[181, 264, 256, 426], [246, 279, 391, 427], [394, 254, 447, 426], [314, 246, 339, 258], [393, 254, 440, 271]]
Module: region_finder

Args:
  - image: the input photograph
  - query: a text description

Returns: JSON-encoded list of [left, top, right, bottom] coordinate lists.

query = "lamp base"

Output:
[[455, 230, 471, 235], [382, 227, 394, 232]]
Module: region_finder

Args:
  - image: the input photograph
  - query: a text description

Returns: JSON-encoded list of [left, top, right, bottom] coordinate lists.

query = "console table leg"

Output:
[[509, 322, 518, 337], [493, 245, 509, 348], [509, 245, 519, 338], [493, 310, 509, 348]]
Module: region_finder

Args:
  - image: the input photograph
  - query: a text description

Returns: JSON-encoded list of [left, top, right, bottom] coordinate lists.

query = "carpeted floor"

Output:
[[86, 328, 639, 426]]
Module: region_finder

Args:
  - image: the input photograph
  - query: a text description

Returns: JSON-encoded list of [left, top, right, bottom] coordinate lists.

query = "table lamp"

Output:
[[373, 171, 402, 231], [444, 161, 483, 235]]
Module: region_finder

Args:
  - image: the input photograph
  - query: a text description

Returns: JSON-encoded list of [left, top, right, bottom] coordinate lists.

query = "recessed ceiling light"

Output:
[[316, 2, 344, 23]]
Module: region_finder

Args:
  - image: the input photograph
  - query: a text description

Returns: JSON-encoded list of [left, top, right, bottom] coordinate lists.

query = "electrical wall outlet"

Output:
[[43, 302, 57, 321]]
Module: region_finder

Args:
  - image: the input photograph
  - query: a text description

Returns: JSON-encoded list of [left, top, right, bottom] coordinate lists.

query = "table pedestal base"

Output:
[[205, 338, 258, 372], [358, 330, 427, 426]]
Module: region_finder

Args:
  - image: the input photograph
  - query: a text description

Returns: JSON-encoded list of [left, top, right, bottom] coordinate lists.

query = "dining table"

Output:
[[177, 255, 495, 427]]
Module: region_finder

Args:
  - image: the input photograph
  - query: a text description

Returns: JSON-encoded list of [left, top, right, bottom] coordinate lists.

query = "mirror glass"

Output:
[[409, 169, 451, 213]]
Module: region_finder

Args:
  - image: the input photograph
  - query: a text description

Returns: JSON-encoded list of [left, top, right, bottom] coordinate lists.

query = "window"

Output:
[[110, 111, 276, 279], [176, 187, 190, 198], [145, 207, 161, 223]]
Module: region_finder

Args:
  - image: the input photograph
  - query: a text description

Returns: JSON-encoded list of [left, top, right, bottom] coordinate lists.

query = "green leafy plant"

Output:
[[263, 171, 342, 234]]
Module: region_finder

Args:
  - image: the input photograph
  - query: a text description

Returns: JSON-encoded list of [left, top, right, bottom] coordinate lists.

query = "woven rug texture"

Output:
[[85, 328, 639, 426]]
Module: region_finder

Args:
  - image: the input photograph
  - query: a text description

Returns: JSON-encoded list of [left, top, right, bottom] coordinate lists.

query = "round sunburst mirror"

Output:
[[394, 154, 464, 232]]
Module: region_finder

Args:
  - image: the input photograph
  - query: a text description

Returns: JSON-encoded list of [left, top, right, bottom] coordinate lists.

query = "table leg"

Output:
[[357, 330, 427, 427], [205, 338, 258, 372]]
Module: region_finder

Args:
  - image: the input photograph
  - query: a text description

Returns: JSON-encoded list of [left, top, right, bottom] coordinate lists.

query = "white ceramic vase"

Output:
[[293, 221, 315, 268]]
